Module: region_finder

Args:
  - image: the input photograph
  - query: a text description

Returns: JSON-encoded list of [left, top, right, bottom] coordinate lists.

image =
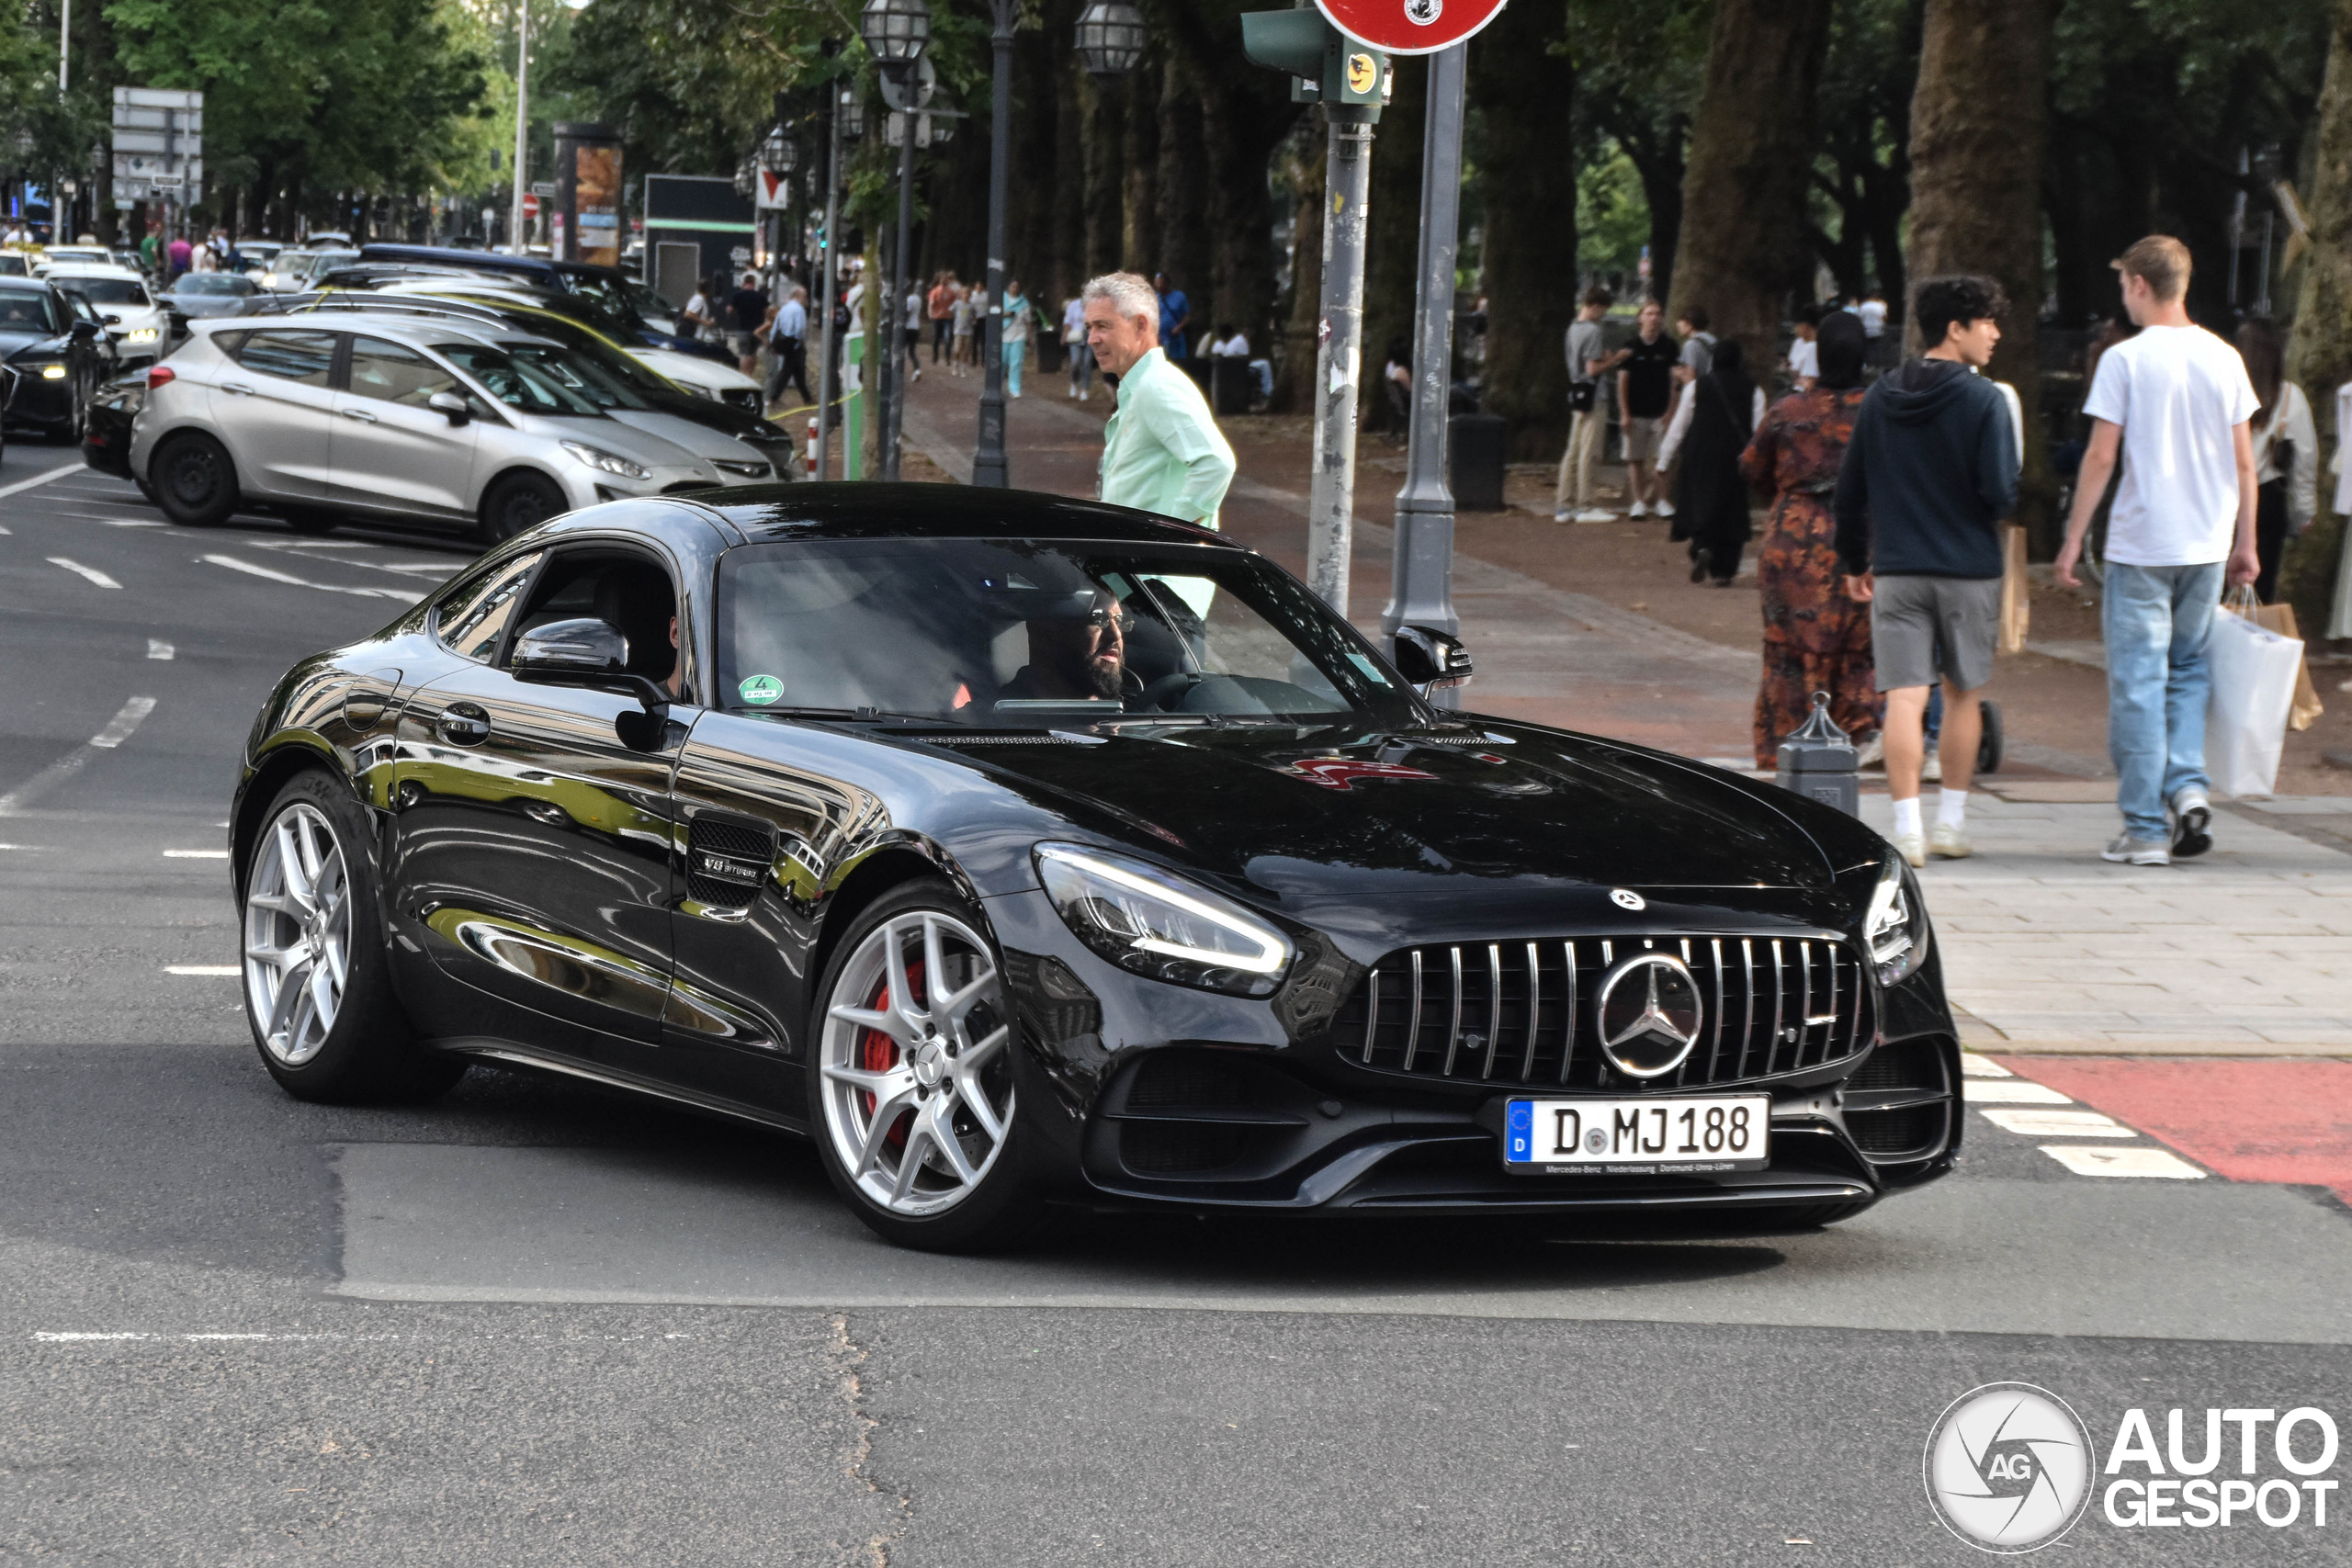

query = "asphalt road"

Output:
[[2, 444, 2347, 1565]]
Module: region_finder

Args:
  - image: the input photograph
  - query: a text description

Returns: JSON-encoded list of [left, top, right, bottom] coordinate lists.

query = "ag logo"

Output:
[[1924, 1382, 2093, 1553], [1344, 51, 1379, 95], [1403, 0, 1442, 23]]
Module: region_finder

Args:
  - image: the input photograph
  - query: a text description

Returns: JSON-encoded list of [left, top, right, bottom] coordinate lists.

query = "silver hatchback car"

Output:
[[132, 315, 771, 541]]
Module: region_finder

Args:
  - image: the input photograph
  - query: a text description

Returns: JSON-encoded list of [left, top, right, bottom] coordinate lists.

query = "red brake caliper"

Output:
[[857, 956, 923, 1151]]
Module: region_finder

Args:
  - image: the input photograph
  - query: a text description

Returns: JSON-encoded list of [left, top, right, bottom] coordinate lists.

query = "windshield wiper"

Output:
[[735, 705, 953, 726]]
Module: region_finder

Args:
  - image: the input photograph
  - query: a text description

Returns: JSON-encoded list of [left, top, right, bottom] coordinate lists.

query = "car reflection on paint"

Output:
[[229, 483, 1959, 1252]]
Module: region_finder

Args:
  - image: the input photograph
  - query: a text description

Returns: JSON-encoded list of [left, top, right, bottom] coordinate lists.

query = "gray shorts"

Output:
[[1623, 416, 1664, 462], [1871, 573, 2001, 693]]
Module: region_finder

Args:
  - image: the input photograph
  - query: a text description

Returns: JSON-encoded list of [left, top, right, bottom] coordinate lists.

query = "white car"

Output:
[[45, 264, 167, 362], [631, 345, 764, 412], [260, 249, 360, 293], [130, 313, 773, 542], [32, 246, 111, 274]]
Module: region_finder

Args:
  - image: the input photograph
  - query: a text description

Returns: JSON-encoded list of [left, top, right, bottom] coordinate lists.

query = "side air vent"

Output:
[[686, 815, 775, 908]]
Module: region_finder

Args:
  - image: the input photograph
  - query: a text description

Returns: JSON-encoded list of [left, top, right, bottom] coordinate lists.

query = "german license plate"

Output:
[[1503, 1095, 1770, 1175]]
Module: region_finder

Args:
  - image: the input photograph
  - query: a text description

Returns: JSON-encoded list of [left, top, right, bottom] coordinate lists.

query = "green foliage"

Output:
[[1577, 144, 1648, 274]]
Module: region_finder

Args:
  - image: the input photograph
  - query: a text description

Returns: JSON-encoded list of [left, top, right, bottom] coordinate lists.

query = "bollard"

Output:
[[1774, 690, 1859, 818], [806, 416, 819, 479]]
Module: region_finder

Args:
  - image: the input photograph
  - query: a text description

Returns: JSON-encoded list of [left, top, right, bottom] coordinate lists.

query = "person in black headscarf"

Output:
[[1738, 310, 1879, 766], [1661, 336, 1766, 584]]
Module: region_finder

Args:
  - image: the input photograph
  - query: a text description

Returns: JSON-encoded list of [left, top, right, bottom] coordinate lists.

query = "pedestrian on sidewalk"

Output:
[[1835, 274, 2018, 868], [2232, 317, 2318, 604], [1155, 272, 1192, 360], [765, 284, 810, 409], [1555, 286, 1623, 524], [1083, 271, 1236, 531], [1063, 296, 1095, 400], [1742, 310, 1879, 769], [903, 283, 924, 380], [927, 272, 956, 364], [1000, 278, 1033, 398], [1787, 302, 1824, 391], [950, 284, 976, 378], [1616, 298, 1678, 520], [729, 271, 768, 377], [1661, 337, 1764, 584], [1673, 305, 1715, 383], [2054, 236, 2260, 866]]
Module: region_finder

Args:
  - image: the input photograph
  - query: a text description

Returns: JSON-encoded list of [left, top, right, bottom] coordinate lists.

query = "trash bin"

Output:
[[1210, 356, 1253, 416], [1774, 692, 1860, 818], [1176, 356, 1213, 398], [1450, 413, 1507, 511]]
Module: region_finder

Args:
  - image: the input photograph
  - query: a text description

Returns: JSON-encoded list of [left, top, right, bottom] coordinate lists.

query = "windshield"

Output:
[[491, 339, 658, 410], [176, 275, 254, 296], [560, 272, 650, 332], [0, 288, 57, 332], [60, 276, 149, 305], [714, 538, 1416, 727], [432, 341, 605, 415]]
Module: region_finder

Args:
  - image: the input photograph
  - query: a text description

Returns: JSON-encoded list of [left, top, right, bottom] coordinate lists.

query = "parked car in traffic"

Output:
[[227, 485, 1957, 1251], [259, 248, 359, 293], [356, 243, 734, 365], [159, 271, 262, 334], [80, 364, 149, 489], [131, 313, 775, 539], [0, 276, 113, 441], [46, 263, 168, 363], [32, 245, 112, 274]]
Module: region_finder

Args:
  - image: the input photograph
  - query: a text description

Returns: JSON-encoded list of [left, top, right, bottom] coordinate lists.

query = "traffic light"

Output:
[[1239, 10, 1389, 124]]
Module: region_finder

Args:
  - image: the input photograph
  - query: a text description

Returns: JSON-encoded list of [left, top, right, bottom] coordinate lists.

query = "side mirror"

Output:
[[426, 389, 471, 426], [511, 616, 673, 750], [69, 318, 100, 342], [1392, 625, 1474, 694]]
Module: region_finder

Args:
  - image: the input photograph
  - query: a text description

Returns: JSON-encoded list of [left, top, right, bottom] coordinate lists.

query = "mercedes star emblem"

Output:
[[1594, 953, 1705, 1077], [1610, 888, 1645, 911]]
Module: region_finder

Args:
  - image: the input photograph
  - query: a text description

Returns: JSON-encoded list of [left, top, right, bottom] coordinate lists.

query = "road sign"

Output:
[[112, 86, 202, 205], [755, 168, 792, 209], [522, 192, 540, 220], [531, 181, 556, 199], [1309, 0, 1508, 54], [877, 54, 936, 111]]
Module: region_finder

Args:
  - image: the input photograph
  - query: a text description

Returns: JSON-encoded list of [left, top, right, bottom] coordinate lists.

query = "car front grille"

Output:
[[1331, 934, 1874, 1090], [719, 388, 763, 413]]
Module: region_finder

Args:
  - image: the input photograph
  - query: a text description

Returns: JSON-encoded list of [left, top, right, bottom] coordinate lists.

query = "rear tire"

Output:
[[241, 769, 465, 1105], [153, 432, 240, 526], [478, 471, 566, 545]]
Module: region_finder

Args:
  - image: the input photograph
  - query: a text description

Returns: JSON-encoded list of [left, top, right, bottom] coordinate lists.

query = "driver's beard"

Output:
[[1085, 653, 1124, 700]]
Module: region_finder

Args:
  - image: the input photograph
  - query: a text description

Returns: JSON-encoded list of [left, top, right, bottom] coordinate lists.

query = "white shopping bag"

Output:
[[2205, 592, 2302, 798]]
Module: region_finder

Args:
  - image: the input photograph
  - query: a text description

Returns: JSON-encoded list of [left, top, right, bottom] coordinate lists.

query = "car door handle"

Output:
[[435, 702, 491, 746], [220, 381, 255, 396], [340, 407, 379, 424]]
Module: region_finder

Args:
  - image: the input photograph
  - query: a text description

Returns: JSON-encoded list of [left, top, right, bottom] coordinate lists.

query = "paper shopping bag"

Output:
[[1997, 525, 2030, 655], [2207, 595, 2303, 797], [2249, 600, 2324, 730]]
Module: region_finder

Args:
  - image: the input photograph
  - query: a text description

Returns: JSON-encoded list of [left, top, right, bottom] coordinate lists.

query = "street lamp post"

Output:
[[968, 0, 1021, 490], [817, 88, 861, 480], [509, 0, 530, 254], [862, 0, 932, 484]]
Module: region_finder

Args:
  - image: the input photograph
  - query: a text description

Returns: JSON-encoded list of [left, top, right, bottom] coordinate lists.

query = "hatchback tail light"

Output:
[[146, 365, 175, 389]]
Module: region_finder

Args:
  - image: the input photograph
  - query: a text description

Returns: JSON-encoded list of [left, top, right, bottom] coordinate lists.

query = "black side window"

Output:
[[232, 329, 338, 387], [433, 551, 546, 663]]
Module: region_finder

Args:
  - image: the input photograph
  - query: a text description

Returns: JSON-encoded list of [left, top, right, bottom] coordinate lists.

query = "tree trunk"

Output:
[[1471, 0, 1577, 457], [1079, 72, 1125, 277], [1362, 53, 1426, 434], [1274, 126, 1324, 414], [1905, 0, 2056, 553], [2285, 0, 2352, 643], [1157, 53, 1210, 343], [1123, 53, 1161, 274], [1665, 0, 1833, 380]]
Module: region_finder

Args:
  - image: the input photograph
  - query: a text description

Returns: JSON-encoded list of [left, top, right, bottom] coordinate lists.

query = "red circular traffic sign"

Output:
[[1313, 0, 1508, 54], [522, 193, 540, 219]]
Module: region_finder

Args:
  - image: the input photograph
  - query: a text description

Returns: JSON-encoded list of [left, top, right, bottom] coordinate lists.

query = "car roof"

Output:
[[687, 483, 1248, 549], [44, 262, 141, 277]]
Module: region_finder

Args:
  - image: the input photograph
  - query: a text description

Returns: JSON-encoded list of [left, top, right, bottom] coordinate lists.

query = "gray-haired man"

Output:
[[1082, 271, 1236, 530]]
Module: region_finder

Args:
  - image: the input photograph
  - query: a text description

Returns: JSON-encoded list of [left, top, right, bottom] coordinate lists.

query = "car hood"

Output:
[[1, 328, 68, 359], [915, 719, 1846, 919], [169, 295, 251, 316], [634, 347, 758, 390], [503, 411, 712, 474], [605, 408, 776, 476]]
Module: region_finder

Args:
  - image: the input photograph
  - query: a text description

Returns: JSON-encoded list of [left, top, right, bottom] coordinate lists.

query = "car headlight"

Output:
[[1035, 842, 1293, 998], [40, 363, 67, 379], [1864, 856, 1930, 986], [125, 327, 159, 344], [560, 440, 652, 480]]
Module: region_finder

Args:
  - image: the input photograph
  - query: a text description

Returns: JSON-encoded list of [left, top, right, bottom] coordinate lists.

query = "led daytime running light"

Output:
[[1040, 846, 1287, 974]]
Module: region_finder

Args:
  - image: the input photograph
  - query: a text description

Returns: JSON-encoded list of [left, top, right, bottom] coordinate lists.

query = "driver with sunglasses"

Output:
[[998, 590, 1132, 703]]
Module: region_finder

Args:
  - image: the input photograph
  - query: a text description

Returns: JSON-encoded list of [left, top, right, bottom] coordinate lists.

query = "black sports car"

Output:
[[231, 485, 1956, 1250]]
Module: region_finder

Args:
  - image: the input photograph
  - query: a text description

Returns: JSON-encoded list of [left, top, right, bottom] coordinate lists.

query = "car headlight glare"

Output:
[[1864, 856, 1930, 986], [560, 440, 651, 480], [126, 327, 159, 344], [1035, 842, 1292, 997]]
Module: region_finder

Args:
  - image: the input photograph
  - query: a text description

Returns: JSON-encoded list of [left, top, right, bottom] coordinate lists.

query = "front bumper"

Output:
[[985, 886, 1960, 1217], [3, 366, 74, 429]]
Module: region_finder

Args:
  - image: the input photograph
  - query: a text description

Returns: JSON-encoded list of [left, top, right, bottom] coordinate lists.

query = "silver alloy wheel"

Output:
[[819, 910, 1013, 1216], [242, 802, 352, 1066]]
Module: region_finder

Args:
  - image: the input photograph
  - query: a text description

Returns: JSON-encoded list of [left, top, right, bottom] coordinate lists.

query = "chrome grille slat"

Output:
[[1341, 931, 1871, 1090]]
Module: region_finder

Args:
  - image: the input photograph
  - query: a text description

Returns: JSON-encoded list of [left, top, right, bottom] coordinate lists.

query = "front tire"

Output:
[[478, 471, 566, 545], [153, 432, 240, 526], [241, 770, 465, 1104], [808, 880, 1035, 1251]]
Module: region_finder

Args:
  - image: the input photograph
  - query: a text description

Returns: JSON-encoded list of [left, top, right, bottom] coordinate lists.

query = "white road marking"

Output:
[[163, 850, 230, 859], [164, 964, 239, 976], [200, 553, 420, 602], [2038, 1145, 2207, 1179], [1961, 1078, 2069, 1105], [0, 843, 47, 850], [101, 519, 167, 528], [47, 557, 123, 589], [1979, 1107, 2136, 1139], [0, 523, 12, 534], [0, 695, 159, 815], [89, 696, 158, 749], [147, 638, 174, 660], [0, 464, 80, 501], [1960, 1054, 2011, 1077]]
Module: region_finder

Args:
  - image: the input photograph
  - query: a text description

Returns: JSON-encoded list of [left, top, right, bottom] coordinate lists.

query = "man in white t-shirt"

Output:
[[2055, 234, 2260, 866]]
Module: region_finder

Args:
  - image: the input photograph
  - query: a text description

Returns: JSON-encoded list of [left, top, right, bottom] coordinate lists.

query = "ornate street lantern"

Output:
[[760, 126, 797, 175], [860, 0, 932, 71], [733, 154, 756, 198], [838, 94, 866, 142], [1074, 0, 1148, 76]]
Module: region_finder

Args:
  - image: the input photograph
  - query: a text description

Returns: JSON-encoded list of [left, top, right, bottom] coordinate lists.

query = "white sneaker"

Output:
[[1574, 508, 1615, 524], [1629, 501, 1649, 519], [1656, 499, 1677, 519], [1929, 823, 1972, 860], [1921, 750, 1941, 783], [2169, 788, 2212, 860], [2101, 835, 2170, 866], [1554, 510, 1572, 524], [1892, 830, 1927, 869]]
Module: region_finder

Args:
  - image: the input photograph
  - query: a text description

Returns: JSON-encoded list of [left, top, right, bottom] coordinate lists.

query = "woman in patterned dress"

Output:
[[1740, 310, 1878, 770]]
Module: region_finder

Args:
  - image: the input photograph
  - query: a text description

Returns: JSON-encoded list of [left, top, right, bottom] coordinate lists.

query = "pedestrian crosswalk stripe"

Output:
[[1979, 1107, 2135, 1138], [1960, 1053, 2011, 1077], [1961, 1078, 2069, 1104], [2037, 1145, 2206, 1179]]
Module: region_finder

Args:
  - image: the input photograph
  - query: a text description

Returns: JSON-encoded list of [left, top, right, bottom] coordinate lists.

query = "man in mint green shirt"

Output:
[[1082, 271, 1236, 529]]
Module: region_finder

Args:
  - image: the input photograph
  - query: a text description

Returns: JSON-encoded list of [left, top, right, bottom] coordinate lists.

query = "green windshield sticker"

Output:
[[739, 675, 784, 705], [1346, 652, 1388, 684]]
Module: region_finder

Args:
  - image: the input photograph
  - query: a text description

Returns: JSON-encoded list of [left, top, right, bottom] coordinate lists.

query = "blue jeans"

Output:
[[2102, 561, 2223, 840]]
